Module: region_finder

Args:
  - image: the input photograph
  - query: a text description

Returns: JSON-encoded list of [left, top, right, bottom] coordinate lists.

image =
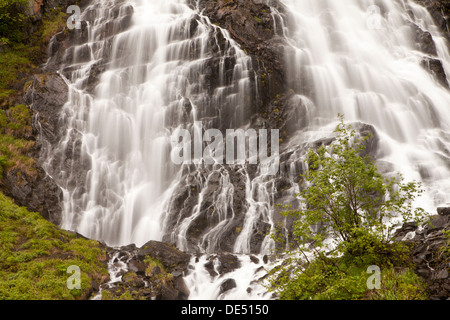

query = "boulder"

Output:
[[437, 207, 450, 216], [127, 259, 146, 276], [137, 240, 191, 271]]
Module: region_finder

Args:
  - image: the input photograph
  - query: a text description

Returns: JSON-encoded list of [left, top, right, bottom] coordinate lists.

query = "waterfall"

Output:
[[48, 0, 256, 248], [41, 0, 450, 299], [274, 0, 450, 213]]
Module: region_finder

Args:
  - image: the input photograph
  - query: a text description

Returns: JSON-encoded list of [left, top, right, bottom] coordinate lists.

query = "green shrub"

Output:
[[268, 115, 427, 300]]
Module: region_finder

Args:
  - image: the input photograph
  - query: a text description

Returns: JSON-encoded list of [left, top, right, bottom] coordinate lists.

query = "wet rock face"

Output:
[[408, 20, 449, 88], [395, 209, 450, 300], [24, 74, 68, 146], [414, 0, 450, 42], [1, 164, 63, 224], [189, 0, 288, 111], [44, 0, 135, 90], [0, 72, 68, 224]]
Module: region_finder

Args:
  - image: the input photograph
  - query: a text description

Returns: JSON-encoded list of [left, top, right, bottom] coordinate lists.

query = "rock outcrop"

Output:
[[100, 241, 191, 300], [394, 208, 450, 300], [414, 0, 450, 42]]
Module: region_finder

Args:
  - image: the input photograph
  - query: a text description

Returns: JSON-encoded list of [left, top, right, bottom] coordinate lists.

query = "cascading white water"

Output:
[[43, 0, 450, 300], [52, 0, 255, 248], [274, 0, 450, 213]]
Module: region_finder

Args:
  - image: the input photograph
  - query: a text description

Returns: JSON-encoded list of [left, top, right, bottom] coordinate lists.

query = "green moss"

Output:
[[100, 287, 136, 301], [143, 256, 174, 284], [0, 47, 33, 91], [118, 291, 134, 300], [0, 192, 109, 300], [39, 11, 67, 46], [6, 104, 32, 137]]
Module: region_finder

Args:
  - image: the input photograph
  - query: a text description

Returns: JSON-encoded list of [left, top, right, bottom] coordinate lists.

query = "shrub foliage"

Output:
[[268, 115, 427, 300]]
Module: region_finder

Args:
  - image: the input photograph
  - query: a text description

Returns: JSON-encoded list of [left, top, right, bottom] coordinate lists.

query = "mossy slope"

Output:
[[0, 191, 109, 300]]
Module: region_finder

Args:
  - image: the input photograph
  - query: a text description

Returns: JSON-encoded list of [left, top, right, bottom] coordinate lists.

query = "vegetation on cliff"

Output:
[[0, 1, 109, 300], [0, 0, 66, 180]]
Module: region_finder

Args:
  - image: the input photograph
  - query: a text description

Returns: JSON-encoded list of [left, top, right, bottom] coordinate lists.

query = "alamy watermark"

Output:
[[367, 265, 381, 290], [170, 121, 280, 175], [67, 5, 82, 30], [66, 265, 81, 290]]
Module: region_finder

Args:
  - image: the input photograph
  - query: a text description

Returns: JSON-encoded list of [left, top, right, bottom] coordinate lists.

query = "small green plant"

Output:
[[254, 16, 263, 23]]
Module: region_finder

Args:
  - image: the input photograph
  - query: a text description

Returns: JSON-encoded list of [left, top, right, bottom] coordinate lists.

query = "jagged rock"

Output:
[[414, 0, 450, 43], [204, 259, 218, 278], [174, 277, 190, 300], [137, 240, 191, 273], [428, 214, 450, 230], [155, 283, 179, 300], [1, 166, 62, 224], [204, 254, 242, 277], [127, 259, 146, 276], [401, 211, 450, 300]]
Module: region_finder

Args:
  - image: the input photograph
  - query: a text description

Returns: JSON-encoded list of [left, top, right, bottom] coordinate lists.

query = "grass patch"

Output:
[[0, 46, 34, 92], [0, 192, 109, 300]]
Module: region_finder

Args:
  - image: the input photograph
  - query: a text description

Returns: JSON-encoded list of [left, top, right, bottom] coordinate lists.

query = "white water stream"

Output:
[[275, 0, 450, 214], [43, 0, 450, 299]]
